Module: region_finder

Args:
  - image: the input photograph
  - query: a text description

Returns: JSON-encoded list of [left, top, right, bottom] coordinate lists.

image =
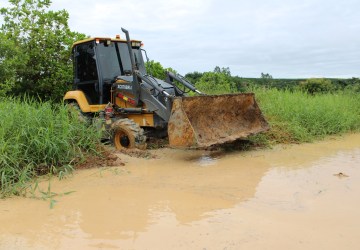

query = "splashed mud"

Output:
[[1, 134, 360, 249]]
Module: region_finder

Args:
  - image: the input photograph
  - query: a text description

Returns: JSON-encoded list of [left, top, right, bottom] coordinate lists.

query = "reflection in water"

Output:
[[0, 134, 360, 249], [182, 149, 223, 165], [70, 148, 270, 238], [197, 155, 218, 166]]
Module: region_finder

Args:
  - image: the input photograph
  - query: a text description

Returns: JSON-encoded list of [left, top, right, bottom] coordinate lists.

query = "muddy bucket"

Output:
[[168, 93, 269, 148]]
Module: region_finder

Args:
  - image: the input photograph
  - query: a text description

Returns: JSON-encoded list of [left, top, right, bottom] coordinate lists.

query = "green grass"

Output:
[[203, 85, 360, 146], [252, 88, 360, 144], [0, 98, 102, 198]]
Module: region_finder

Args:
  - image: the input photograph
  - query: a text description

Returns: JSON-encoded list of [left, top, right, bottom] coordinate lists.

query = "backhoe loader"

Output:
[[64, 28, 269, 149]]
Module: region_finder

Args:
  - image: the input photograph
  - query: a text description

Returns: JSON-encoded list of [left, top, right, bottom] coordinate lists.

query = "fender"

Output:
[[64, 90, 106, 113]]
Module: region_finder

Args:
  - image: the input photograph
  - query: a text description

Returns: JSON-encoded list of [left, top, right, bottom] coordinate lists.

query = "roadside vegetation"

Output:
[[251, 88, 360, 145], [0, 98, 102, 198]]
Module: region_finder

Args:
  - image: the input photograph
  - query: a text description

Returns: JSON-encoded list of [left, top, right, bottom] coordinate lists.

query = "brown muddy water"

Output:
[[1, 134, 360, 250]]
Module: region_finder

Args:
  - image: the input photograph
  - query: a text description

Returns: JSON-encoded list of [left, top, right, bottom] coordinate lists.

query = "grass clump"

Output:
[[0, 98, 101, 198], [252, 88, 360, 144]]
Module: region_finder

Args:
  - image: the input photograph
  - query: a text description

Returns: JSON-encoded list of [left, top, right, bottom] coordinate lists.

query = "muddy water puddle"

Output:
[[1, 134, 360, 249]]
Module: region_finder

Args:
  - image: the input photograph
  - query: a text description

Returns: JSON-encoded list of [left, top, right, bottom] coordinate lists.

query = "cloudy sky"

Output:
[[1, 0, 360, 78]]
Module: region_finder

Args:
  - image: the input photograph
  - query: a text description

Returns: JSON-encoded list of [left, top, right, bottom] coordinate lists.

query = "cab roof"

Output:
[[72, 37, 142, 48]]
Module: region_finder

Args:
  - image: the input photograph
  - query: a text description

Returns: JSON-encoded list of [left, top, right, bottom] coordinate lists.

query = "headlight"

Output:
[[131, 41, 141, 47]]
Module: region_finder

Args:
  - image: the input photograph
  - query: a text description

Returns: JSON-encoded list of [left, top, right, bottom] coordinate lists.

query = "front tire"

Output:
[[112, 119, 147, 150]]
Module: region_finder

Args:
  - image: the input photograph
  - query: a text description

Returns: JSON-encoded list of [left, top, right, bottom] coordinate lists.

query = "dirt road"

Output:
[[1, 134, 360, 249]]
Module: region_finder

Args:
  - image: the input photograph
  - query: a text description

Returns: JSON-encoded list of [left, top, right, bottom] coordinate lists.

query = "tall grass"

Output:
[[0, 98, 101, 197], [203, 85, 360, 145], [252, 88, 360, 143]]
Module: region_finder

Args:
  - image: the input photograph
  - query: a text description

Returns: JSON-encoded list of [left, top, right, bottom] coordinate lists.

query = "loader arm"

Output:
[[121, 27, 174, 123], [165, 71, 204, 95], [136, 72, 173, 122]]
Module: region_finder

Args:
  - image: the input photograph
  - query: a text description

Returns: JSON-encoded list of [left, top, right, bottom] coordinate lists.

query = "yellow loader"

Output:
[[64, 28, 269, 149]]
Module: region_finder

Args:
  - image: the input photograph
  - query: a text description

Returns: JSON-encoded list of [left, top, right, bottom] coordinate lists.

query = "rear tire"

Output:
[[112, 118, 147, 150]]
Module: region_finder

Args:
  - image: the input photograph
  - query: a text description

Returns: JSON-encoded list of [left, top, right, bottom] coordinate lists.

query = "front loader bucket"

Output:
[[168, 93, 269, 148]]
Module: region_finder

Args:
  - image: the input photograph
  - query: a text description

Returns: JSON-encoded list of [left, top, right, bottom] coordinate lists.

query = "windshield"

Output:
[[96, 41, 146, 80]]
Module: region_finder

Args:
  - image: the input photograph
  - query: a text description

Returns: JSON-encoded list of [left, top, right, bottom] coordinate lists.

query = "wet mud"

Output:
[[1, 134, 360, 249]]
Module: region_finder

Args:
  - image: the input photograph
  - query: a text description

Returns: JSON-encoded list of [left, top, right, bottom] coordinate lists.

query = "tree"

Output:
[[260, 72, 273, 86], [0, 32, 20, 97], [145, 60, 176, 80], [145, 60, 165, 79], [196, 70, 236, 94], [0, 0, 86, 100], [184, 71, 203, 85], [344, 78, 360, 93], [231, 76, 248, 92], [214, 66, 231, 76]]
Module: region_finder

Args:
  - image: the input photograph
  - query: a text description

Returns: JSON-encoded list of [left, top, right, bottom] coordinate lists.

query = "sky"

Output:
[[1, 0, 360, 78]]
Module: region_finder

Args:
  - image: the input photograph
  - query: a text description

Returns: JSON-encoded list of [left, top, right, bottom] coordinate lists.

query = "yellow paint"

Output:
[[128, 113, 154, 127], [64, 91, 154, 127], [64, 90, 106, 112], [72, 37, 142, 48], [116, 80, 128, 84], [88, 105, 107, 113], [115, 96, 137, 108]]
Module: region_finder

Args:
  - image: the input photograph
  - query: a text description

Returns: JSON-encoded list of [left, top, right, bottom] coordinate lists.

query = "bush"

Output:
[[299, 78, 334, 94], [0, 98, 102, 197], [195, 71, 236, 94], [346, 83, 360, 92]]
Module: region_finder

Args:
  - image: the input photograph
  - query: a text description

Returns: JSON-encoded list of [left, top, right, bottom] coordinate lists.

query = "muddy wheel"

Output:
[[112, 118, 147, 150]]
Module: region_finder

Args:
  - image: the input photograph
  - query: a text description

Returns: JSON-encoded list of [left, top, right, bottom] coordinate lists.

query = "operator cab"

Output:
[[72, 37, 146, 105]]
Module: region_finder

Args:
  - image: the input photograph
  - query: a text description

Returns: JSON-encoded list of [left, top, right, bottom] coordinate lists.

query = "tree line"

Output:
[[150, 61, 360, 95]]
